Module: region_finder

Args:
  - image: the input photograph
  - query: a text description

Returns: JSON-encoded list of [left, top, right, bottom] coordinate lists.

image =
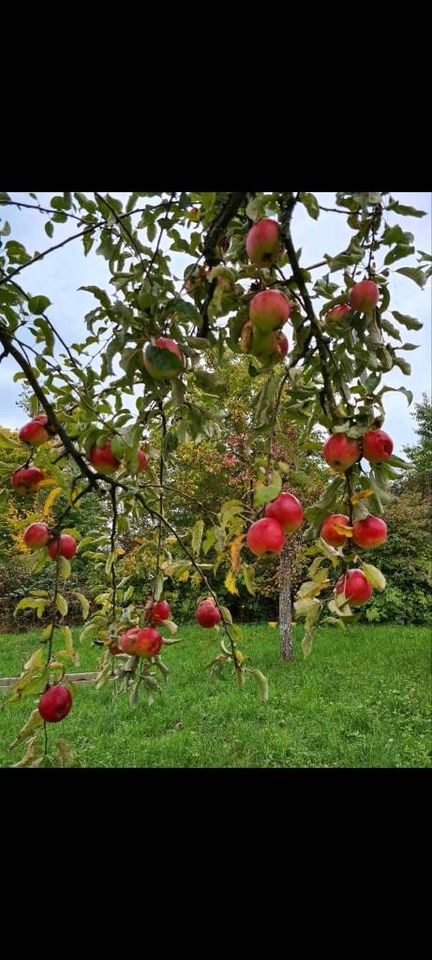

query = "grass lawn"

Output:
[[0, 623, 430, 768]]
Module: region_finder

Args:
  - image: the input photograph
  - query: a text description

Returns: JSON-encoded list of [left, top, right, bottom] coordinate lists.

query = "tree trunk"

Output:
[[279, 539, 293, 660]]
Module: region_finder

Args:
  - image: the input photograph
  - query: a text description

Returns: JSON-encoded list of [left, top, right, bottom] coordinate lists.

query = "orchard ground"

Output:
[[1, 624, 430, 768]]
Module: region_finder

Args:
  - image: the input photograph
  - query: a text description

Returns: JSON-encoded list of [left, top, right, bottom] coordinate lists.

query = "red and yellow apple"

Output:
[[349, 280, 380, 312], [11, 467, 44, 495], [143, 337, 184, 381], [246, 219, 283, 267], [90, 441, 121, 475], [320, 514, 350, 547], [19, 415, 53, 447], [326, 304, 350, 323], [249, 290, 291, 334]]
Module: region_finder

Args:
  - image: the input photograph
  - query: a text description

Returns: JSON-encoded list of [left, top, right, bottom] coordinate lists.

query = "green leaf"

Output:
[[391, 311, 422, 332], [361, 563, 386, 591], [56, 595, 68, 617], [387, 200, 426, 218], [396, 267, 427, 288], [300, 192, 319, 220], [384, 244, 414, 265], [193, 369, 227, 397], [253, 471, 282, 508], [58, 556, 71, 580], [28, 295, 51, 314], [381, 225, 414, 246], [191, 519, 204, 556], [242, 564, 256, 596], [247, 668, 269, 703]]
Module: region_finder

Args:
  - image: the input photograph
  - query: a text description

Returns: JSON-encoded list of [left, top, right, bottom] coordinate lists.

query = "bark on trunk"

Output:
[[279, 539, 293, 660]]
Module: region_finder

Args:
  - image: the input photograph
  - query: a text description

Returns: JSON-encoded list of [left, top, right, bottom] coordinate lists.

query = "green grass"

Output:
[[0, 624, 430, 768]]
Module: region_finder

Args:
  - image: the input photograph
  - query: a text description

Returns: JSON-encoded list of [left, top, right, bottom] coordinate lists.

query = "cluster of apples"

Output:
[[326, 279, 380, 323], [89, 440, 148, 475], [323, 428, 394, 473], [246, 492, 304, 558], [109, 599, 172, 658], [23, 521, 77, 559], [240, 219, 291, 366]]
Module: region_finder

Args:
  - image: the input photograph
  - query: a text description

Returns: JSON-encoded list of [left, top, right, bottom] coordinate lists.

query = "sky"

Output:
[[0, 192, 430, 455]]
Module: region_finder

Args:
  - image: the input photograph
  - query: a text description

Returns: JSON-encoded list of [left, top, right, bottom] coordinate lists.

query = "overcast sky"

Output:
[[1, 192, 430, 455]]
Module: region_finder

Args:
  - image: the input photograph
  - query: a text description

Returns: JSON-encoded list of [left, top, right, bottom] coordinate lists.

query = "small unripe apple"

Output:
[[196, 599, 222, 628], [322, 434, 361, 472], [246, 219, 283, 267], [48, 534, 77, 560], [326, 304, 350, 323], [352, 515, 387, 548], [11, 467, 44, 495], [19, 417, 51, 446], [249, 290, 291, 333], [264, 492, 303, 533], [145, 600, 171, 624], [23, 521, 49, 550], [335, 569, 373, 606], [143, 337, 184, 381], [246, 517, 285, 557], [349, 280, 380, 312], [38, 685, 72, 723], [320, 514, 350, 547], [252, 329, 289, 362], [362, 429, 393, 464], [90, 442, 121, 475]]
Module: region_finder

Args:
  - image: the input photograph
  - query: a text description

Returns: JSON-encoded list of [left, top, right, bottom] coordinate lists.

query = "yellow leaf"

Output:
[[115, 547, 125, 557], [43, 486, 63, 516], [35, 477, 57, 489], [268, 622, 278, 628], [186, 208, 200, 221], [333, 524, 353, 537], [234, 650, 245, 664], [224, 570, 239, 595], [230, 534, 245, 575], [350, 488, 374, 504], [178, 570, 190, 582]]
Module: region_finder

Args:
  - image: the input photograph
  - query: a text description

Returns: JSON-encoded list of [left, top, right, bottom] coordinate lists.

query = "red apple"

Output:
[[196, 599, 222, 628], [19, 417, 51, 446], [143, 337, 184, 381], [145, 600, 171, 624], [335, 569, 373, 606], [136, 449, 148, 472], [362, 429, 393, 464], [38, 685, 72, 723], [11, 467, 44, 495], [48, 534, 77, 560], [246, 517, 285, 557], [320, 514, 350, 547], [23, 521, 49, 550], [119, 627, 141, 655], [326, 304, 350, 323], [90, 441, 121, 474], [264, 492, 304, 533], [249, 290, 291, 333], [352, 515, 387, 549], [246, 219, 283, 267], [322, 434, 361, 472], [349, 280, 380, 312]]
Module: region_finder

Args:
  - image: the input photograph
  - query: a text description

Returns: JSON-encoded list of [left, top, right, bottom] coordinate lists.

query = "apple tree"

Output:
[[0, 190, 429, 765]]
